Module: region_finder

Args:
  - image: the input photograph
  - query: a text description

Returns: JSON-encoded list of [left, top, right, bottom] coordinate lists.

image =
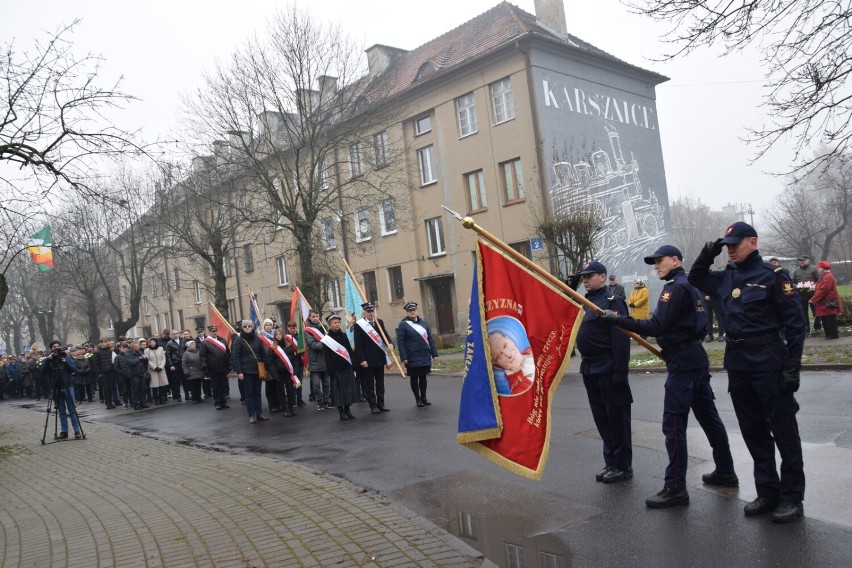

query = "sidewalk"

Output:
[[0, 406, 486, 568]]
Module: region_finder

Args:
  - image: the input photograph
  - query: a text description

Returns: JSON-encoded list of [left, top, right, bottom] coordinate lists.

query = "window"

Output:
[[277, 257, 288, 286], [144, 296, 150, 316], [107, 316, 114, 330], [456, 92, 478, 137], [193, 280, 202, 304], [348, 142, 363, 178], [322, 217, 336, 250], [505, 543, 525, 568], [540, 552, 566, 568], [314, 159, 330, 189], [379, 198, 397, 235], [414, 114, 432, 135], [490, 77, 516, 123], [363, 271, 378, 304], [373, 131, 388, 167], [464, 170, 487, 212], [355, 207, 371, 242], [426, 217, 446, 256], [458, 512, 476, 539], [160, 272, 167, 295], [149, 276, 156, 296], [243, 244, 254, 273], [500, 158, 525, 202], [327, 278, 341, 309], [172, 267, 180, 290], [388, 266, 404, 301], [162, 313, 170, 332], [509, 240, 532, 260], [418, 145, 437, 185], [237, 194, 248, 208], [177, 309, 184, 332], [227, 299, 236, 321]]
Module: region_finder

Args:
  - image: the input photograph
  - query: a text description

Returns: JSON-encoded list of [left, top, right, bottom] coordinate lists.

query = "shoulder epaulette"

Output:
[[664, 280, 676, 285]]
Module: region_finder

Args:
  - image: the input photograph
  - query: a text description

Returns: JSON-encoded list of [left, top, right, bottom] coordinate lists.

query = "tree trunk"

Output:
[[85, 291, 101, 342], [0, 273, 7, 313], [13, 323, 23, 354], [295, 230, 320, 312], [213, 261, 229, 320]]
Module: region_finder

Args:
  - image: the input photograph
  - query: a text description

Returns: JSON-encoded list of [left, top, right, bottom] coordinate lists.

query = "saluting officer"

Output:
[[600, 245, 736, 509], [689, 221, 807, 523], [574, 261, 633, 484]]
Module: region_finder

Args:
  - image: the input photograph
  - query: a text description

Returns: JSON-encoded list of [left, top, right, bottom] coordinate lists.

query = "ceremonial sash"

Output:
[[405, 320, 430, 347], [203, 336, 226, 352], [357, 318, 392, 366], [304, 326, 324, 341], [321, 334, 353, 366], [257, 334, 300, 386]]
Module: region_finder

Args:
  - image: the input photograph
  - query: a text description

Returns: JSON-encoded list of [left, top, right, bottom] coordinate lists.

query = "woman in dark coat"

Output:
[[395, 301, 439, 407], [811, 261, 843, 340], [231, 321, 268, 424], [322, 314, 359, 420], [181, 341, 205, 404], [265, 328, 297, 417]]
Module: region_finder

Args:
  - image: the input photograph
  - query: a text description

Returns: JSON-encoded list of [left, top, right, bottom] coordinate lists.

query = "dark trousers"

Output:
[[202, 378, 212, 397], [728, 369, 805, 503], [663, 367, 734, 491], [706, 300, 726, 337], [130, 374, 146, 406], [822, 314, 839, 339], [800, 296, 821, 332], [166, 366, 183, 401], [210, 371, 229, 405], [360, 365, 386, 408], [409, 374, 428, 402], [187, 379, 202, 402], [583, 373, 632, 470]]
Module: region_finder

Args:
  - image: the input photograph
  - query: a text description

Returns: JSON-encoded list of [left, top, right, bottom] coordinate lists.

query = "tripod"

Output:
[[41, 364, 87, 445]]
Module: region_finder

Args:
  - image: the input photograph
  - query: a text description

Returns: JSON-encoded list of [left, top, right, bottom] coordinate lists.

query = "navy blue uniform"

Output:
[[689, 249, 806, 504], [613, 267, 734, 492], [576, 287, 632, 472]]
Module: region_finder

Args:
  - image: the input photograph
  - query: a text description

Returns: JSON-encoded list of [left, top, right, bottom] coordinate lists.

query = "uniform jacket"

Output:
[[231, 331, 264, 375], [354, 317, 391, 367], [304, 321, 327, 372], [811, 270, 842, 317], [181, 349, 205, 381], [199, 335, 231, 375], [396, 316, 438, 368], [628, 285, 650, 319], [617, 267, 708, 371], [576, 287, 630, 379], [689, 249, 806, 371]]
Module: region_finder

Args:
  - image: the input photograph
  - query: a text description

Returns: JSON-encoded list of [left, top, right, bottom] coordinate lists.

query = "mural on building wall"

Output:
[[535, 67, 671, 284]]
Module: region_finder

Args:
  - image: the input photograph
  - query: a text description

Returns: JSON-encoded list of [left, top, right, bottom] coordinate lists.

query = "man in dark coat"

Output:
[[607, 275, 627, 300], [305, 310, 332, 410], [353, 302, 393, 414], [199, 324, 231, 410], [165, 329, 185, 402]]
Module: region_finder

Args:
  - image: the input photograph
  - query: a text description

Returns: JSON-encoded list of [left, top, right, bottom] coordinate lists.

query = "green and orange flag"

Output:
[[25, 226, 54, 271]]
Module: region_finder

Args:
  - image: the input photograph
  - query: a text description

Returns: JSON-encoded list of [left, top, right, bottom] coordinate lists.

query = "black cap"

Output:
[[578, 261, 607, 276], [720, 221, 758, 244], [326, 313, 341, 323], [403, 301, 418, 311], [195, 326, 204, 332], [643, 244, 683, 264], [798, 254, 810, 261], [207, 324, 218, 331], [361, 302, 375, 311]]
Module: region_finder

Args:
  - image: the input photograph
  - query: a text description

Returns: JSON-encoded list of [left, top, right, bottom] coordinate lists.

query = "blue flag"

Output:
[[248, 290, 263, 329], [344, 272, 362, 343]]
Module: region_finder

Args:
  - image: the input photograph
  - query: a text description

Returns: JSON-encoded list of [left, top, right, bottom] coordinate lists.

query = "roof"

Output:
[[370, 1, 666, 100]]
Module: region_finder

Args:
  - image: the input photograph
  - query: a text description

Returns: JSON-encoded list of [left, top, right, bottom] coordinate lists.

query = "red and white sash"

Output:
[[304, 326, 324, 341], [405, 319, 430, 347], [257, 334, 300, 386], [357, 318, 392, 366], [203, 336, 227, 352], [321, 334, 352, 366]]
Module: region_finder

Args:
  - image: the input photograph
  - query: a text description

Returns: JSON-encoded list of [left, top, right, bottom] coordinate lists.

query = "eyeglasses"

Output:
[[242, 325, 253, 329]]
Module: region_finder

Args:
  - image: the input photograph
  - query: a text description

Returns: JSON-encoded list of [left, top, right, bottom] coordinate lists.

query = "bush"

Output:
[[837, 297, 852, 326]]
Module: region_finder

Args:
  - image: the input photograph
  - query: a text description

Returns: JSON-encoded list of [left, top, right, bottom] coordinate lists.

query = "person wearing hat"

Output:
[[600, 245, 737, 508], [396, 301, 439, 407], [607, 275, 626, 300], [232, 319, 269, 424], [689, 221, 807, 523], [627, 279, 649, 320], [199, 324, 231, 410], [793, 254, 822, 336], [353, 302, 393, 413], [575, 260, 633, 484], [810, 260, 842, 340], [42, 339, 83, 439], [322, 313, 359, 420]]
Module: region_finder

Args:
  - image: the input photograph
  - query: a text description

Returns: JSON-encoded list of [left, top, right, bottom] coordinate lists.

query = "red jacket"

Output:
[[811, 270, 842, 317]]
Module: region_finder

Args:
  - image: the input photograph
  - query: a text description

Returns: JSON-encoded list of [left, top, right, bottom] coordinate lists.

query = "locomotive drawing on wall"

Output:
[[549, 125, 665, 270]]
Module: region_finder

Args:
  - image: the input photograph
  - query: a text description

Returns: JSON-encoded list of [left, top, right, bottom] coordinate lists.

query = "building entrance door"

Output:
[[430, 279, 455, 335]]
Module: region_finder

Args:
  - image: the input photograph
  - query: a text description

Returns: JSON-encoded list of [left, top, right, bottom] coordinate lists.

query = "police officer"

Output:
[[689, 221, 806, 523], [574, 261, 633, 484], [600, 245, 737, 508]]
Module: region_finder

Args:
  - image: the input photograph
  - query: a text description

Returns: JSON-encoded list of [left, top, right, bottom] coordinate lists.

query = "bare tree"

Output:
[[669, 195, 728, 264], [180, 6, 411, 307], [529, 201, 605, 280], [628, 0, 852, 175]]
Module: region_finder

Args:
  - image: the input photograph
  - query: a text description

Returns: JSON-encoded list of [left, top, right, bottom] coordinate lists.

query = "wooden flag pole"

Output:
[[295, 286, 327, 333], [443, 207, 665, 361], [341, 257, 407, 378]]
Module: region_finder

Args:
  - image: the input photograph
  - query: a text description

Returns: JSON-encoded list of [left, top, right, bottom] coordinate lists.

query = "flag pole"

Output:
[[442, 206, 664, 361], [340, 257, 406, 378], [295, 286, 327, 333]]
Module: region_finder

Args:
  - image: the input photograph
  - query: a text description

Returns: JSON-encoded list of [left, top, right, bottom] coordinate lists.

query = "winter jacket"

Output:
[[628, 285, 650, 319], [199, 335, 231, 375], [322, 328, 355, 373], [91, 346, 115, 376], [396, 316, 438, 368], [181, 349, 205, 381], [231, 331, 264, 375], [304, 322, 327, 372], [812, 270, 842, 317]]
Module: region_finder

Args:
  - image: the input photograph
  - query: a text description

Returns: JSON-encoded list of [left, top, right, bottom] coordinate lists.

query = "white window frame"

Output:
[[372, 131, 388, 167], [501, 158, 526, 202], [418, 145, 437, 186], [322, 217, 337, 250], [465, 169, 487, 212], [355, 207, 372, 243], [172, 267, 180, 290], [490, 77, 516, 124], [243, 244, 254, 273], [379, 198, 397, 235], [505, 543, 525, 568], [414, 114, 432, 136], [388, 266, 404, 301], [193, 280, 201, 304], [348, 142, 363, 178], [107, 316, 114, 330], [144, 296, 150, 316], [456, 92, 478, 137], [276, 256, 288, 286], [327, 278, 341, 309], [425, 217, 446, 257]]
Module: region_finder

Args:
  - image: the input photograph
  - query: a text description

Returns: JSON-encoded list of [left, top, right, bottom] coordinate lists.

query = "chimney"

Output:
[[296, 88, 319, 116], [365, 44, 408, 79], [212, 140, 229, 167], [534, 0, 567, 34]]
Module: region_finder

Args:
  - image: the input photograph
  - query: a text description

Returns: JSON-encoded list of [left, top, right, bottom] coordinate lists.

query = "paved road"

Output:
[[69, 365, 852, 567]]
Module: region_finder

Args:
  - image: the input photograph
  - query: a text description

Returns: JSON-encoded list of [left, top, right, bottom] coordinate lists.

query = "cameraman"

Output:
[[42, 340, 82, 439]]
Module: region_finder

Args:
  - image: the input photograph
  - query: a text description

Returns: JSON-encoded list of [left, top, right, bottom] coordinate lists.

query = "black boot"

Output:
[[344, 405, 355, 419], [338, 407, 349, 420]]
